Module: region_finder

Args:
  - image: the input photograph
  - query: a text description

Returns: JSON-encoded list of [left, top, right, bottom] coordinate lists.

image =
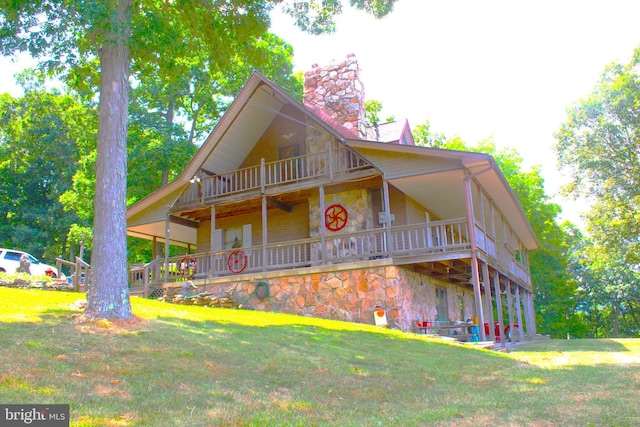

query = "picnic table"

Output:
[[417, 321, 480, 342]]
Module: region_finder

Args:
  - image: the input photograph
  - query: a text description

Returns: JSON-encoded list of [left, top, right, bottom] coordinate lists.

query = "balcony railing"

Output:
[[175, 147, 372, 207], [135, 218, 484, 291]]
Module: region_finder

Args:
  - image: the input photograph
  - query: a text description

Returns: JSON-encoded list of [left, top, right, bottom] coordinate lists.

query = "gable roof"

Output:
[[345, 140, 538, 249], [127, 72, 355, 243], [127, 72, 538, 250], [364, 120, 415, 145]]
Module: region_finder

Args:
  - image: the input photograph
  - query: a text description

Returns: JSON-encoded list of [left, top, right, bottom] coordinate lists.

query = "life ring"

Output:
[[227, 250, 248, 274], [179, 255, 197, 279], [325, 204, 348, 231]]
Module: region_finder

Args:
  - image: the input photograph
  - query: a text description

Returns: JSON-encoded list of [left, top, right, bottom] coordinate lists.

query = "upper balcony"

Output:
[[173, 146, 375, 210]]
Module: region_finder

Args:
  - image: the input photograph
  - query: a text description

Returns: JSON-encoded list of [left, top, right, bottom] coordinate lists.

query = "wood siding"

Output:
[[240, 105, 307, 169], [196, 202, 310, 252], [406, 196, 427, 224], [389, 186, 407, 227]]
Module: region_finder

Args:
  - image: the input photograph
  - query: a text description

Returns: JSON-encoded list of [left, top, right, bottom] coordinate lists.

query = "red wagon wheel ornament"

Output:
[[227, 249, 248, 274], [325, 204, 348, 231], [179, 255, 197, 279]]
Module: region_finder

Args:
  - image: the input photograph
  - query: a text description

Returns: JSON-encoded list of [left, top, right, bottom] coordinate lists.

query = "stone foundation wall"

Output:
[[194, 265, 477, 332]]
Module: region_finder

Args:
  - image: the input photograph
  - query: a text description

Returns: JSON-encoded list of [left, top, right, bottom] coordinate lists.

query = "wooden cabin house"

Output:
[[126, 55, 539, 341]]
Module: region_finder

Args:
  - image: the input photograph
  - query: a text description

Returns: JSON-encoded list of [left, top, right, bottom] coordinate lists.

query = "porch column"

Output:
[[506, 280, 515, 343], [531, 291, 538, 336], [515, 284, 525, 341], [481, 262, 493, 341], [525, 290, 537, 336], [464, 173, 485, 335], [164, 214, 170, 283], [382, 179, 392, 255], [521, 291, 530, 337], [152, 236, 157, 260], [493, 271, 506, 345], [262, 196, 268, 272], [210, 205, 216, 276], [319, 186, 327, 264], [328, 142, 334, 180]]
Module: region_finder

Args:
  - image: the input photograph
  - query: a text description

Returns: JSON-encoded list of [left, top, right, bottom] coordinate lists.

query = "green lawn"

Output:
[[0, 287, 638, 426]]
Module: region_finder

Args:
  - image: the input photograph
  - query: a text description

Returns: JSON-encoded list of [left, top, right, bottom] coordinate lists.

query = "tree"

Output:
[[412, 119, 447, 148], [555, 46, 640, 337], [555, 47, 640, 264], [0, 85, 94, 262], [0, 0, 398, 319]]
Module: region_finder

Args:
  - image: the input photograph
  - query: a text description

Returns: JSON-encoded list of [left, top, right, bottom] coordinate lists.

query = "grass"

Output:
[[0, 287, 638, 427]]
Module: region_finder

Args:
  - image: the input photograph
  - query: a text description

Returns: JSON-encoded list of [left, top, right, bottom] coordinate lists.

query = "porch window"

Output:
[[436, 287, 448, 322], [224, 226, 243, 250], [216, 224, 253, 251]]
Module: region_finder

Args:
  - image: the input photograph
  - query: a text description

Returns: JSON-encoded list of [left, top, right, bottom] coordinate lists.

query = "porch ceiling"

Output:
[[389, 169, 468, 220], [346, 140, 539, 250], [128, 221, 196, 248]]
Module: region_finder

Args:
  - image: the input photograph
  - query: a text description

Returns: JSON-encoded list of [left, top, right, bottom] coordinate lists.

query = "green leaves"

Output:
[[278, 0, 397, 35], [555, 46, 640, 337], [0, 88, 94, 260]]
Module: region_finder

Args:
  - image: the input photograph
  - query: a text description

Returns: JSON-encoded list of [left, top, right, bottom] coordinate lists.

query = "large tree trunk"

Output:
[[85, 0, 133, 319]]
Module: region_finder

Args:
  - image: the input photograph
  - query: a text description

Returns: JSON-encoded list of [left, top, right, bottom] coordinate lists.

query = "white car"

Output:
[[0, 248, 64, 278]]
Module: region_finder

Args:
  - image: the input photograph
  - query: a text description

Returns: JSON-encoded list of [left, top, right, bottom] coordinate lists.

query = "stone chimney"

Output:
[[303, 53, 366, 139]]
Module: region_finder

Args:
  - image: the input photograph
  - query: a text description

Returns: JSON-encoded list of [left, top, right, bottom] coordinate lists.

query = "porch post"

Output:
[[262, 195, 268, 272], [260, 158, 266, 193], [481, 262, 493, 341], [506, 280, 515, 343], [526, 290, 538, 336], [476, 185, 486, 253], [493, 271, 506, 345], [319, 186, 327, 264], [522, 291, 530, 337], [531, 291, 538, 336], [164, 214, 170, 283], [328, 142, 334, 180], [210, 205, 216, 276], [515, 284, 525, 341], [382, 179, 392, 255], [464, 173, 485, 335], [152, 236, 157, 259]]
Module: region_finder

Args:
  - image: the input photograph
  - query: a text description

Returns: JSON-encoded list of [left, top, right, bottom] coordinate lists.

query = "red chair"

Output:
[[484, 322, 520, 341]]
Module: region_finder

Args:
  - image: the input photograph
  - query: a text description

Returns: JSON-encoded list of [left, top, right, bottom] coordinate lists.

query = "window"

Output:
[[214, 224, 252, 251], [436, 287, 448, 322], [224, 226, 243, 250]]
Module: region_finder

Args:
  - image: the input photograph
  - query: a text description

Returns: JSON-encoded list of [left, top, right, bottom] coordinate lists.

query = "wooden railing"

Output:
[[390, 218, 470, 256], [175, 147, 372, 207], [56, 257, 91, 291], [137, 219, 476, 290]]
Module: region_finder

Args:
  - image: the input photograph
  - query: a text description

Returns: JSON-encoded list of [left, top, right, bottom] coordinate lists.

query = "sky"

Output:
[[268, 0, 640, 227], [1, 0, 640, 227]]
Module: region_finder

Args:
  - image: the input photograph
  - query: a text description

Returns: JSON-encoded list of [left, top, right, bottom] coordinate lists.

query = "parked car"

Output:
[[0, 248, 64, 278]]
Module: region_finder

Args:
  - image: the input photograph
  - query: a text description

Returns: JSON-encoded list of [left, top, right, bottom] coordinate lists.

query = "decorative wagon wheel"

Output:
[[179, 255, 197, 279], [324, 204, 348, 231], [227, 249, 248, 274]]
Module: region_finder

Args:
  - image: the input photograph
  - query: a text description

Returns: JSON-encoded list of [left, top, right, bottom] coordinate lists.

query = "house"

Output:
[[126, 54, 539, 342]]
